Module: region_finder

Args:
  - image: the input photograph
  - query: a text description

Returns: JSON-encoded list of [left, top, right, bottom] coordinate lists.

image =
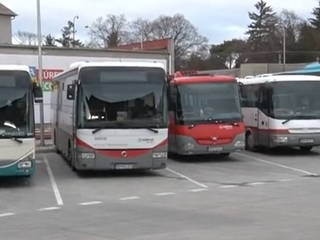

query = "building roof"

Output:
[[0, 3, 17, 16]]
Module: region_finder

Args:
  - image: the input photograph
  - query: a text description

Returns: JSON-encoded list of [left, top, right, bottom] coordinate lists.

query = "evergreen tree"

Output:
[[309, 1, 320, 29], [44, 34, 56, 46], [107, 31, 121, 47], [245, 0, 277, 52], [56, 21, 83, 47]]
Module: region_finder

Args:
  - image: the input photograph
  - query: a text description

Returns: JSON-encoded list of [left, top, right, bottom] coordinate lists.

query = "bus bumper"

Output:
[[269, 133, 320, 148], [173, 133, 245, 155], [75, 147, 168, 171], [0, 160, 35, 177]]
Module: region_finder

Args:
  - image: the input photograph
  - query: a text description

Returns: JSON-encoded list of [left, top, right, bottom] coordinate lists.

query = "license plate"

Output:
[[208, 147, 223, 152], [300, 139, 314, 143], [115, 164, 134, 170]]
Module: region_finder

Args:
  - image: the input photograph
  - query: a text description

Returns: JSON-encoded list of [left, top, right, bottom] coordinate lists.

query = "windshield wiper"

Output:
[[92, 122, 125, 134], [282, 119, 291, 124], [145, 127, 158, 133], [0, 133, 23, 143], [188, 119, 240, 129], [205, 119, 240, 126], [92, 122, 159, 134]]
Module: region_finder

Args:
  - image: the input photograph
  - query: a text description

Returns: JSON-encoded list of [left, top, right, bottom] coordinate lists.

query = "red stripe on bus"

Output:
[[247, 127, 289, 134]]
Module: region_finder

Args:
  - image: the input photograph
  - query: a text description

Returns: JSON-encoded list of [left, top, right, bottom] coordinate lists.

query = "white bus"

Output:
[[238, 75, 320, 152], [51, 61, 168, 171], [0, 65, 43, 177]]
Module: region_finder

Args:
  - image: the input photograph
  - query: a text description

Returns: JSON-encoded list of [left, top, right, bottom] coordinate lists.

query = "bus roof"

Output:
[[0, 65, 30, 72], [172, 75, 236, 85], [238, 74, 320, 85], [54, 61, 166, 79]]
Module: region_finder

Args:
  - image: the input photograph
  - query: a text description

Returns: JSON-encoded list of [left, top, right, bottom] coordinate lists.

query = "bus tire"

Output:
[[220, 153, 230, 157], [68, 141, 77, 172], [300, 146, 313, 152], [245, 132, 257, 151], [54, 131, 60, 154]]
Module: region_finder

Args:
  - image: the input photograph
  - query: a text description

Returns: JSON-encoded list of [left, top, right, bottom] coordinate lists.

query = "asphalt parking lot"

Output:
[[1, 148, 320, 240]]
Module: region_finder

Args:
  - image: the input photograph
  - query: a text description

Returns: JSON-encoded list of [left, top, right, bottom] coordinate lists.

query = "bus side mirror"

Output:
[[67, 84, 75, 100], [33, 82, 43, 103]]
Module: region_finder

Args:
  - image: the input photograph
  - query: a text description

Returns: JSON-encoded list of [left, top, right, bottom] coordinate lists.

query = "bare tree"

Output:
[[276, 9, 304, 42], [151, 14, 209, 67], [129, 18, 155, 42], [85, 13, 209, 69], [87, 14, 128, 48], [14, 31, 41, 45]]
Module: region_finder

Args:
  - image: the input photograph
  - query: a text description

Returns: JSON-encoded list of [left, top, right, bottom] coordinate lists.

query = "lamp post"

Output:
[[276, 23, 286, 64], [72, 15, 79, 47], [36, 0, 44, 146]]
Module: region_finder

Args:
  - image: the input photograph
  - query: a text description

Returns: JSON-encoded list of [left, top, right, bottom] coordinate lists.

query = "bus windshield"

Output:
[[77, 67, 167, 128], [176, 82, 242, 123], [270, 81, 320, 119], [0, 70, 33, 137]]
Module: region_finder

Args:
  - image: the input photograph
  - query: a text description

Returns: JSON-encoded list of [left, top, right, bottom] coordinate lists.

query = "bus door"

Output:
[[66, 80, 77, 155], [168, 83, 177, 152], [257, 86, 269, 146]]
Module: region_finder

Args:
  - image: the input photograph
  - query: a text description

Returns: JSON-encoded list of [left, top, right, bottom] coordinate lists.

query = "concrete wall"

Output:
[[199, 63, 310, 78], [0, 15, 12, 44], [239, 63, 308, 77], [199, 68, 239, 76]]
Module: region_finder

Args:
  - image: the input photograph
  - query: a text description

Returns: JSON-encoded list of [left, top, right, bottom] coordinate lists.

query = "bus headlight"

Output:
[[78, 152, 95, 159], [17, 153, 34, 168], [274, 136, 288, 143], [18, 161, 32, 168], [234, 141, 245, 147], [153, 152, 167, 158], [183, 143, 194, 150]]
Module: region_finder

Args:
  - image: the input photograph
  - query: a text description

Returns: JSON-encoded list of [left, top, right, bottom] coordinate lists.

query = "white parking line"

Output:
[[78, 201, 102, 206], [38, 207, 61, 211], [119, 196, 140, 201], [219, 185, 238, 188], [247, 182, 265, 186], [189, 188, 207, 192], [235, 152, 316, 175], [154, 192, 175, 196], [44, 157, 64, 206], [166, 167, 208, 188], [279, 179, 293, 182], [0, 213, 15, 217]]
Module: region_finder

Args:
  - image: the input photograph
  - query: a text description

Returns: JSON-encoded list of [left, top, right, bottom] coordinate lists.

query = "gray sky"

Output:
[[1, 0, 316, 44]]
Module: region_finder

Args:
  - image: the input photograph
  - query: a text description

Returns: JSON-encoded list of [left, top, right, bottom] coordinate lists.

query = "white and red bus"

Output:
[[167, 71, 245, 156], [238, 75, 320, 152], [51, 61, 168, 171]]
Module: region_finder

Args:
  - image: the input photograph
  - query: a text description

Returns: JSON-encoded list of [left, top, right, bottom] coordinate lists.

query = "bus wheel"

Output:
[[300, 146, 313, 152], [68, 142, 77, 172], [54, 131, 60, 153], [246, 132, 256, 151]]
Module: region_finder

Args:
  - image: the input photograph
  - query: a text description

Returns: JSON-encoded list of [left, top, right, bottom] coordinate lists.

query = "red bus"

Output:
[[167, 71, 245, 156]]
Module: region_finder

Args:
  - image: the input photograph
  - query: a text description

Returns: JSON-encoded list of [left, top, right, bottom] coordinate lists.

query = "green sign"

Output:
[[41, 82, 52, 92]]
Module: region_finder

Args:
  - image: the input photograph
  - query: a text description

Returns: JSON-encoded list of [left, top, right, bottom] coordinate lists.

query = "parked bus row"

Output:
[[51, 62, 246, 172], [1, 62, 320, 177]]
